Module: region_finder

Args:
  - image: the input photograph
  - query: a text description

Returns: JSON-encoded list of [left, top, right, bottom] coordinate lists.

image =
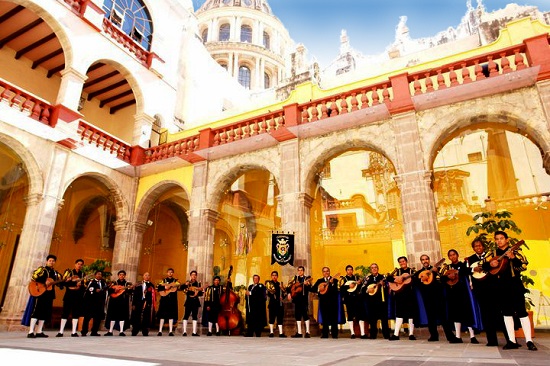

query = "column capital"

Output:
[[298, 193, 314, 208], [60, 67, 88, 83], [202, 208, 220, 224], [133, 221, 150, 234], [23, 193, 43, 206], [113, 220, 130, 232]]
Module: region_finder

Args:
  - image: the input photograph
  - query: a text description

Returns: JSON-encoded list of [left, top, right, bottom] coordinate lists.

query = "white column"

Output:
[[255, 57, 261, 90], [55, 67, 87, 110], [132, 112, 155, 148], [233, 53, 240, 81]]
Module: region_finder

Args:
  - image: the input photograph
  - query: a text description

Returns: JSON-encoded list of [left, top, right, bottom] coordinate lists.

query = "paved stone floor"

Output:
[[0, 328, 548, 366]]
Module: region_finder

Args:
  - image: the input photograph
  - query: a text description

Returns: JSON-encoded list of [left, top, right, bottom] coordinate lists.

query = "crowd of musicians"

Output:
[[24, 230, 537, 350]]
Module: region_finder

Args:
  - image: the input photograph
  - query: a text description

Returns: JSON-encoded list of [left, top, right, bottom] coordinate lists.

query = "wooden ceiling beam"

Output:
[[47, 63, 65, 78], [0, 18, 44, 48], [100, 89, 134, 108], [15, 33, 56, 59], [84, 71, 119, 89], [87, 79, 127, 100], [110, 99, 136, 114], [0, 5, 25, 24], [31, 47, 63, 69]]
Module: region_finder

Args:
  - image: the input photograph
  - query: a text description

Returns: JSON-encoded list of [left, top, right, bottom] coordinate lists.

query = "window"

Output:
[[241, 25, 252, 43], [219, 24, 230, 41], [263, 31, 270, 49], [264, 72, 270, 88], [220, 63, 228, 71], [238, 66, 251, 89], [102, 0, 153, 51], [201, 28, 208, 43]]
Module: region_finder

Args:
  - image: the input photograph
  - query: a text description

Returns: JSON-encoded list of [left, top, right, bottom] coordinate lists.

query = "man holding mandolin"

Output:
[[339, 265, 366, 339], [287, 266, 312, 338], [311, 267, 340, 339], [482, 231, 537, 351], [156, 268, 180, 336], [363, 263, 390, 339], [180, 270, 203, 336]]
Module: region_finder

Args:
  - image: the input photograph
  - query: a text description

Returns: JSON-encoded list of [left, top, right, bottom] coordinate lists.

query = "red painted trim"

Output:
[[388, 73, 415, 115], [50, 104, 82, 127], [524, 34, 550, 81], [130, 145, 146, 166], [57, 138, 78, 149]]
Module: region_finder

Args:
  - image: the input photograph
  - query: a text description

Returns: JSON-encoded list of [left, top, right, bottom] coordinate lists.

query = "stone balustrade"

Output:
[[0, 77, 52, 126], [77, 120, 132, 163]]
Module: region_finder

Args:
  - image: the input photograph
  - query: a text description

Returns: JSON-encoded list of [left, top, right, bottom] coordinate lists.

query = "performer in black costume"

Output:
[[287, 266, 311, 338], [204, 276, 223, 336], [339, 264, 366, 339], [27, 254, 62, 338], [105, 270, 131, 336], [311, 267, 340, 339], [181, 270, 203, 336], [245, 274, 267, 337], [156, 268, 180, 336], [387, 256, 417, 341], [363, 263, 390, 339], [131, 272, 155, 336], [266, 270, 287, 337], [57, 258, 85, 337], [81, 270, 107, 336]]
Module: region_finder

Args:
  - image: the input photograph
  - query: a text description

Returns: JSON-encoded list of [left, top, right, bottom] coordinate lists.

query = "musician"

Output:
[[482, 231, 537, 351], [204, 275, 223, 336], [466, 238, 502, 347], [311, 267, 340, 339], [181, 270, 203, 336], [156, 268, 180, 336], [105, 270, 131, 336], [131, 272, 156, 336], [245, 274, 267, 337], [441, 249, 477, 343], [81, 270, 107, 336], [57, 258, 85, 337], [287, 266, 312, 338], [339, 265, 366, 339], [386, 256, 417, 341], [27, 254, 62, 338], [363, 263, 390, 339], [266, 270, 287, 338], [414, 254, 458, 343]]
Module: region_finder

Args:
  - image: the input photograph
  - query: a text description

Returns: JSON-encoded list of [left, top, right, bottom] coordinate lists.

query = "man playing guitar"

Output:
[[339, 265, 366, 339], [387, 256, 417, 341], [181, 270, 203, 336], [156, 268, 180, 336], [57, 258, 85, 337], [287, 266, 312, 338], [311, 267, 340, 339]]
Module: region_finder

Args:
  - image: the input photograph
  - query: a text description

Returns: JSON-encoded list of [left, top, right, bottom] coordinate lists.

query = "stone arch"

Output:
[[206, 154, 280, 211], [425, 111, 550, 172], [134, 180, 190, 225], [0, 133, 43, 199], [302, 137, 398, 198], [12, 0, 74, 68], [61, 172, 130, 223], [82, 58, 145, 114]]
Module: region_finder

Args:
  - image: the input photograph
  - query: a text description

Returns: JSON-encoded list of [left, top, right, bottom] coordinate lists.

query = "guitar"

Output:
[[289, 276, 312, 299], [443, 268, 460, 286], [418, 258, 446, 285], [388, 273, 413, 292], [28, 277, 68, 297], [110, 282, 138, 298], [317, 273, 340, 295], [158, 281, 181, 297], [183, 284, 203, 298], [489, 240, 526, 275]]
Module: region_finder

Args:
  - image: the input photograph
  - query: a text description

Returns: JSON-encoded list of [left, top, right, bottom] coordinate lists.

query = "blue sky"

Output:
[[192, 1, 550, 66]]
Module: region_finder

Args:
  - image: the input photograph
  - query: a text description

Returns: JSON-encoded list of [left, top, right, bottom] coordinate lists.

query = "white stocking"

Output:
[[394, 318, 403, 336], [503, 316, 516, 343], [519, 316, 533, 342]]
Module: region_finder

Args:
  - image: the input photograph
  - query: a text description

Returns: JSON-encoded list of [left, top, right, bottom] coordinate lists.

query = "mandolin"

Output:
[[489, 240, 525, 275], [317, 273, 340, 295], [366, 278, 386, 296], [418, 258, 446, 285]]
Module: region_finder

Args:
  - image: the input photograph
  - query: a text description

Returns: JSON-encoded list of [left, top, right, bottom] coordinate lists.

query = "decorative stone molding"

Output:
[[113, 220, 130, 232], [202, 208, 220, 224], [23, 193, 43, 207]]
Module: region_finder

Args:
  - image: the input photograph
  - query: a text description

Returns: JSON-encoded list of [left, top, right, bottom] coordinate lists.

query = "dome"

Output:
[[197, 0, 273, 16]]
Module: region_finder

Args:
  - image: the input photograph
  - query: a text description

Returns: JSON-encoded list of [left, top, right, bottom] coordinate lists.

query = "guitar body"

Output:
[[159, 287, 178, 297], [28, 281, 47, 297], [444, 269, 459, 286], [489, 240, 526, 276], [110, 285, 127, 298], [290, 276, 311, 298], [317, 282, 329, 295], [388, 274, 412, 292]]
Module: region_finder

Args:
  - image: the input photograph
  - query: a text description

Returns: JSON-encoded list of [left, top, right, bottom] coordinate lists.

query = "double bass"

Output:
[[217, 265, 243, 335]]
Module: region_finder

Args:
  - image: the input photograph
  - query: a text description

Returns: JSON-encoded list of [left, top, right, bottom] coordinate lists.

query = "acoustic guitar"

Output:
[[443, 268, 459, 286], [388, 273, 413, 292], [489, 240, 525, 275], [317, 273, 340, 295], [28, 277, 67, 297], [417, 258, 446, 285], [290, 276, 312, 298], [158, 281, 181, 297], [110, 282, 139, 298]]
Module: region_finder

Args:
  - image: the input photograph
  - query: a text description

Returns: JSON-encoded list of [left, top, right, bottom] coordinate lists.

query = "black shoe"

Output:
[[71, 333, 79, 338], [503, 341, 520, 350], [360, 335, 368, 339], [131, 333, 138, 336], [449, 337, 463, 344], [182, 332, 187, 337], [304, 333, 311, 338], [55, 333, 63, 337], [142, 333, 149, 336], [81, 333, 87, 337], [470, 337, 479, 344], [351, 334, 356, 339], [486, 342, 498, 347], [409, 335, 416, 341], [104, 332, 113, 336], [527, 341, 538, 351], [90, 333, 100, 337], [428, 337, 439, 342], [216, 332, 221, 336], [320, 335, 329, 339], [157, 332, 162, 336], [169, 332, 174, 336], [291, 333, 302, 338], [35, 333, 48, 338], [27, 333, 35, 339], [119, 332, 126, 337], [269, 333, 274, 338], [279, 334, 287, 338], [192, 333, 199, 337], [207, 332, 213, 336], [389, 335, 399, 341]]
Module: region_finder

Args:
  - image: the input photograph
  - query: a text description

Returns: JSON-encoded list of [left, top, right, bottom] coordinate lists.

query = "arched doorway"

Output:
[[0, 142, 28, 308], [309, 150, 404, 278], [433, 127, 550, 329]]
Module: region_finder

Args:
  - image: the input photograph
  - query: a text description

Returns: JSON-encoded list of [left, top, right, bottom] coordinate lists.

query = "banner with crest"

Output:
[[271, 232, 294, 265]]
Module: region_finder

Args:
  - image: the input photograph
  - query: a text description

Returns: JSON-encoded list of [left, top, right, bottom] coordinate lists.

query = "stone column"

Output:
[[132, 112, 155, 148], [110, 220, 147, 282], [392, 112, 441, 267], [55, 67, 87, 110], [233, 53, 240, 80], [228, 52, 234, 78]]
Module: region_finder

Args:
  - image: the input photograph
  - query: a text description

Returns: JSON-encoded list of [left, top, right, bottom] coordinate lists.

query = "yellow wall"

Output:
[[136, 165, 194, 209]]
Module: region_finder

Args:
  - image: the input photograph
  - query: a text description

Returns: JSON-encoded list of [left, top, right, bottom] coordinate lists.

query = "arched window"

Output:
[[263, 31, 270, 49], [238, 66, 251, 89], [219, 63, 228, 71], [102, 0, 153, 51], [219, 24, 230, 41], [264, 72, 270, 88], [241, 25, 252, 43], [201, 28, 208, 43]]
